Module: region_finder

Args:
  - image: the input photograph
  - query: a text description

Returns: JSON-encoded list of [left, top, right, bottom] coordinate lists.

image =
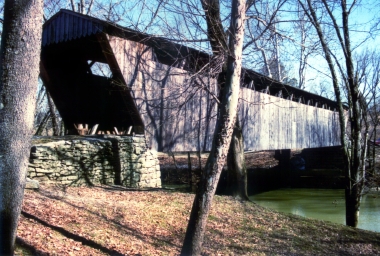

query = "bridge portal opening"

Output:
[[40, 34, 144, 135]]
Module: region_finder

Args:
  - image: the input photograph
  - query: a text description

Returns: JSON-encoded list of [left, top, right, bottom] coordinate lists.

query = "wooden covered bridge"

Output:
[[40, 9, 342, 152]]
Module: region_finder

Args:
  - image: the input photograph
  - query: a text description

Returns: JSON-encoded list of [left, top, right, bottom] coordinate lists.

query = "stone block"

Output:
[[35, 168, 53, 174], [28, 163, 38, 168], [132, 163, 142, 169], [30, 159, 43, 164], [66, 175, 79, 180], [60, 170, 72, 175], [64, 160, 73, 166], [64, 152, 74, 158], [141, 173, 154, 181], [25, 178, 39, 190], [134, 147, 142, 154], [133, 173, 141, 181], [147, 159, 157, 167], [29, 135, 159, 188], [121, 137, 133, 143], [35, 176, 49, 181], [146, 167, 155, 173], [129, 155, 140, 162], [60, 180, 72, 185], [139, 158, 147, 168], [56, 145, 65, 151]]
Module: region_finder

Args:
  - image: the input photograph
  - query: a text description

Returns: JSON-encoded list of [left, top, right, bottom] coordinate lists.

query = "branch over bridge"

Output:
[[40, 9, 342, 152]]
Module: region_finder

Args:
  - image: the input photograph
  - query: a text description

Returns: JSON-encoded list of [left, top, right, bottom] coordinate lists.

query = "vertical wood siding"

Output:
[[108, 35, 341, 151]]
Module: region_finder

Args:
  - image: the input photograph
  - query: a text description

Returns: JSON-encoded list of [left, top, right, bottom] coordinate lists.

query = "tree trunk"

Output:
[[34, 111, 51, 136], [0, 0, 43, 254], [299, 0, 365, 227], [341, 0, 364, 228], [180, 0, 246, 254], [188, 152, 193, 192], [47, 90, 60, 136], [227, 116, 249, 200], [60, 120, 66, 136], [345, 183, 362, 227]]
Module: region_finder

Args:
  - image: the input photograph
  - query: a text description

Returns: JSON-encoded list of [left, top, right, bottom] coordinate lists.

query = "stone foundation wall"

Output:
[[105, 136, 161, 187], [28, 135, 161, 188]]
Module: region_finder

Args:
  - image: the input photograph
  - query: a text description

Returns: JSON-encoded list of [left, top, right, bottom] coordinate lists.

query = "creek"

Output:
[[249, 188, 380, 233]]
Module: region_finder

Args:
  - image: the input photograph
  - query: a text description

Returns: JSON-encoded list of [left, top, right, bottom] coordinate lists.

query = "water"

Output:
[[249, 188, 380, 233]]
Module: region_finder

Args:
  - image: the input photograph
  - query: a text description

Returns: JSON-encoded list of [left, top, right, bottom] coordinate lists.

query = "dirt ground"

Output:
[[15, 148, 380, 255], [16, 185, 380, 255]]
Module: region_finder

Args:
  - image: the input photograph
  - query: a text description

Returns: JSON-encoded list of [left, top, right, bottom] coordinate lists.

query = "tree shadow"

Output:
[[16, 237, 49, 256], [21, 211, 126, 255], [97, 184, 171, 192], [34, 187, 179, 249]]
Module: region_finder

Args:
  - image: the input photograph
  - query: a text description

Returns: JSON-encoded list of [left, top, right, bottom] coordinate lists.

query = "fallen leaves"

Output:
[[15, 185, 380, 256]]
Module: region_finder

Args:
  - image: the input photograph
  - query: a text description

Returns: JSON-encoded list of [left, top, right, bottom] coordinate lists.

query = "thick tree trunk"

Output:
[[180, 0, 246, 255], [345, 182, 362, 226], [0, 0, 43, 254], [227, 116, 249, 200]]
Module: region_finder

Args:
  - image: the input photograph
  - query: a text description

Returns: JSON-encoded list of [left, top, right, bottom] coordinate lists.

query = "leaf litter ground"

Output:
[[16, 184, 380, 255], [16, 149, 380, 255]]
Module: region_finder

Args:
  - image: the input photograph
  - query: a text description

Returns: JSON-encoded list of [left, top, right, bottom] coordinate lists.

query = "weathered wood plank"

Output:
[[108, 36, 341, 152], [252, 92, 261, 151]]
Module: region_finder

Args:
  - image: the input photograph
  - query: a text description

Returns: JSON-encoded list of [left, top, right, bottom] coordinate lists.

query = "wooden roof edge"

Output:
[[243, 69, 343, 110], [45, 10, 208, 57], [44, 9, 342, 111]]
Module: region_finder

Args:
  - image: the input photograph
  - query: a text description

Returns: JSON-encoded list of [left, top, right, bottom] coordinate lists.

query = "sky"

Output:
[[277, 0, 380, 98], [1, 0, 379, 100]]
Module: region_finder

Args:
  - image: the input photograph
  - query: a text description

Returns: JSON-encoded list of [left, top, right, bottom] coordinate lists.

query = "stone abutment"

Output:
[[28, 135, 161, 188]]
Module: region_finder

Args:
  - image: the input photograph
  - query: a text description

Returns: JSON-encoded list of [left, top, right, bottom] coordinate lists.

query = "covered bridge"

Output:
[[40, 9, 342, 152]]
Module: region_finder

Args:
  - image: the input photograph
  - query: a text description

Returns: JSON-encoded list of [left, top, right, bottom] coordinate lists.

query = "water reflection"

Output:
[[249, 188, 380, 232]]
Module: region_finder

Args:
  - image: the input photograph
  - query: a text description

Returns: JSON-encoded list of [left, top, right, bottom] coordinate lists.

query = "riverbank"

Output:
[[250, 188, 380, 233], [16, 185, 380, 255]]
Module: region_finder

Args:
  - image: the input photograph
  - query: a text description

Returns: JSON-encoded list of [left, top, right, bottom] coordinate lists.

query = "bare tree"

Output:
[[243, 0, 287, 80], [358, 50, 380, 189], [181, 0, 246, 254], [47, 90, 60, 136], [0, 0, 44, 254], [227, 117, 249, 200], [293, 1, 318, 89], [297, 0, 375, 227]]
